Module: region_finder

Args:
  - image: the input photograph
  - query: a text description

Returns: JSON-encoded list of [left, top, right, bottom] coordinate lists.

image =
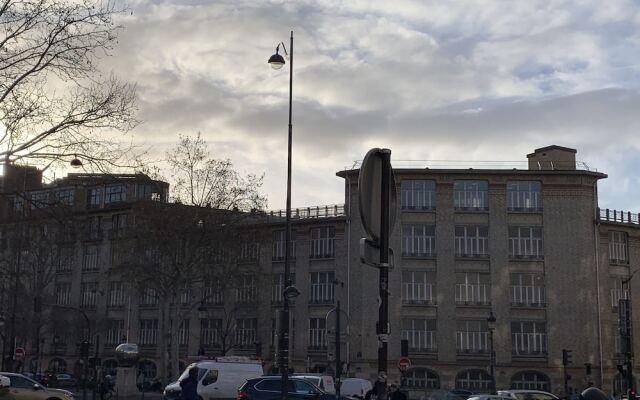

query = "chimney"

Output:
[[527, 145, 577, 170]]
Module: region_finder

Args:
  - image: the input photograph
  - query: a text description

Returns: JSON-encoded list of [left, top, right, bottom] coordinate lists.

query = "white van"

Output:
[[292, 374, 336, 394], [340, 378, 373, 399], [163, 357, 263, 400]]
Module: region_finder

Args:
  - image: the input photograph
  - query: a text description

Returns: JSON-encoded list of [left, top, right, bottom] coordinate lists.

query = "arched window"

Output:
[[48, 358, 67, 373], [138, 360, 157, 380], [511, 371, 550, 391], [406, 368, 440, 389], [103, 359, 118, 376], [456, 369, 492, 391]]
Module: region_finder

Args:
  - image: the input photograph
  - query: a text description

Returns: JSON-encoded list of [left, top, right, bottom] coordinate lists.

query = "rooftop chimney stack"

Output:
[[527, 145, 577, 171]]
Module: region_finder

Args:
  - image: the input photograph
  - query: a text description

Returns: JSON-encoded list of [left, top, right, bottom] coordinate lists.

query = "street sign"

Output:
[[14, 347, 25, 360], [397, 357, 411, 371], [360, 238, 394, 268], [358, 148, 397, 243]]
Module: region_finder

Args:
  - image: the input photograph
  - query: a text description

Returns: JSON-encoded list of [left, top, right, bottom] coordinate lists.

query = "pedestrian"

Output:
[[0, 376, 15, 400], [388, 384, 406, 400], [180, 368, 199, 400]]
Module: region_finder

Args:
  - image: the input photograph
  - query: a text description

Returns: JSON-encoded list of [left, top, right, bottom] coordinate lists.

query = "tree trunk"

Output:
[[170, 297, 180, 382], [158, 301, 169, 386]]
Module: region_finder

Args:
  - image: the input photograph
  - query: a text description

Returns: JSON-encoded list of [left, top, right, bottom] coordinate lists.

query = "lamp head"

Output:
[[487, 311, 497, 324], [282, 285, 300, 300], [70, 157, 83, 168], [268, 45, 286, 69]]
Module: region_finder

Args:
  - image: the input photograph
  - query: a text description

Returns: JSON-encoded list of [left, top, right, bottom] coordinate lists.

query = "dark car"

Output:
[[238, 377, 349, 400], [55, 374, 78, 389]]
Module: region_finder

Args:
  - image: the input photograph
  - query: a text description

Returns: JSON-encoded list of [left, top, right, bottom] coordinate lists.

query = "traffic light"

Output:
[[401, 339, 408, 357], [562, 349, 572, 366]]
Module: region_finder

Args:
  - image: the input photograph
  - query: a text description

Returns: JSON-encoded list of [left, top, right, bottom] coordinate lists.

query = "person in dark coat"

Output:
[[180, 367, 199, 400], [388, 384, 406, 400]]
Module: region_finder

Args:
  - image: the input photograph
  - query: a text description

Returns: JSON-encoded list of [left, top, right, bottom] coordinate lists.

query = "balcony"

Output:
[[598, 208, 640, 225], [266, 204, 345, 220]]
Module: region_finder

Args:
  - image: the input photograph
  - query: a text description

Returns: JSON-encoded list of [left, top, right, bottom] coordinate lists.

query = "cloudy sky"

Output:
[[105, 0, 640, 211]]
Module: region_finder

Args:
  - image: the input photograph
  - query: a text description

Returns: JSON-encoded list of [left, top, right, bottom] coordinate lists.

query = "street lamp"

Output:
[[487, 311, 497, 394], [269, 30, 294, 400]]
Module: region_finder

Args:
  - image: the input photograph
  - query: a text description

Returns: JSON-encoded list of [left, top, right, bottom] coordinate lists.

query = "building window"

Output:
[[455, 225, 489, 258], [510, 273, 545, 307], [86, 216, 102, 241], [107, 281, 127, 308], [401, 180, 436, 210], [55, 189, 74, 206], [235, 318, 257, 348], [507, 181, 542, 212], [455, 273, 491, 305], [511, 321, 547, 355], [55, 283, 72, 305], [105, 320, 125, 345], [83, 245, 99, 271], [310, 227, 335, 258], [240, 240, 259, 262], [200, 319, 222, 347], [236, 275, 257, 303], [272, 230, 296, 261], [30, 191, 49, 209], [137, 183, 165, 202], [138, 360, 157, 380], [179, 285, 190, 305], [614, 325, 623, 356], [510, 371, 550, 391], [87, 187, 103, 209], [56, 247, 74, 273], [401, 319, 436, 352], [202, 279, 223, 305], [402, 271, 435, 304], [405, 368, 440, 389], [456, 320, 488, 353], [455, 370, 492, 391], [139, 319, 158, 345], [309, 318, 327, 349], [141, 287, 158, 307], [611, 278, 630, 310], [454, 180, 488, 210], [111, 214, 128, 238], [178, 320, 189, 346], [80, 282, 98, 308], [402, 224, 435, 257], [310, 271, 335, 304], [609, 231, 629, 264], [509, 226, 543, 259], [105, 184, 126, 204]]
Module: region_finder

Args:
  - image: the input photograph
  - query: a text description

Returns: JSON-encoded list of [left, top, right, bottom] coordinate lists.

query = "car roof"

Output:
[[498, 391, 557, 397]]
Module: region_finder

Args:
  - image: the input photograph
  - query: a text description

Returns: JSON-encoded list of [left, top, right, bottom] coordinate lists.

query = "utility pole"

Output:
[[563, 349, 572, 396], [335, 300, 341, 400]]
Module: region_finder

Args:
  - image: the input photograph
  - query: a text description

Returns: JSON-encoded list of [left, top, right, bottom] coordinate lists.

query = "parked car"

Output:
[[238, 376, 351, 400], [468, 395, 514, 400], [0, 372, 74, 400], [164, 357, 263, 400], [447, 390, 476, 400], [292, 375, 336, 395], [339, 378, 372, 399], [55, 374, 78, 389], [497, 390, 559, 400]]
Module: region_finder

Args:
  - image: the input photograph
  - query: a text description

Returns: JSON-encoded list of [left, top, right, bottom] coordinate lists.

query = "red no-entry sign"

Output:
[[398, 357, 411, 371], [14, 347, 25, 360]]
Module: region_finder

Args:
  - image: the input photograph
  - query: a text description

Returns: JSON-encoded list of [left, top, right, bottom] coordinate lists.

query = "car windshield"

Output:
[[177, 366, 207, 382]]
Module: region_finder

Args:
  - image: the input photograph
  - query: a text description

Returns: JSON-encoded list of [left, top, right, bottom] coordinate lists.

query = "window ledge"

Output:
[[402, 254, 437, 259]]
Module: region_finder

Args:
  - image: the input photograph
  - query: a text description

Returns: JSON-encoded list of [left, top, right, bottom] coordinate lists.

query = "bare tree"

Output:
[[0, 0, 140, 170], [166, 133, 267, 210]]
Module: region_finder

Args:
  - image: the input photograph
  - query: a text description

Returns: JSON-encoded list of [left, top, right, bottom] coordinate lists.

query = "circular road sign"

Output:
[[358, 148, 397, 242], [14, 347, 25, 359], [398, 357, 411, 371]]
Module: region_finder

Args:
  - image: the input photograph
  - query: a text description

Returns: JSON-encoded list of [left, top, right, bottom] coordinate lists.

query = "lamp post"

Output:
[[621, 269, 637, 396], [487, 311, 497, 394], [269, 30, 294, 400]]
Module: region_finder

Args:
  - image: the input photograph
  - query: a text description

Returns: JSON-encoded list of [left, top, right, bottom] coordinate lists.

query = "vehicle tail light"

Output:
[[237, 390, 248, 400]]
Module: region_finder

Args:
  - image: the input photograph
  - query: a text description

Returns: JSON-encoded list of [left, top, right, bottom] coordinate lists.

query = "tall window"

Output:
[[455, 273, 491, 305], [510, 371, 550, 391], [236, 275, 257, 303], [87, 216, 102, 240], [55, 189, 74, 206], [611, 278, 630, 309], [56, 247, 74, 273], [55, 283, 72, 305], [80, 282, 98, 308], [401, 180, 436, 210], [609, 231, 629, 264], [111, 214, 128, 238], [401, 319, 436, 352], [139, 319, 158, 345], [310, 271, 335, 304], [202, 279, 223, 305], [455, 225, 489, 257], [309, 318, 327, 349], [200, 319, 222, 347], [402, 225, 435, 257], [240, 240, 259, 262], [310, 227, 335, 258], [456, 320, 488, 353], [510, 273, 545, 307], [87, 187, 103, 209], [235, 318, 257, 348], [509, 226, 544, 259], [141, 287, 158, 307], [108, 281, 127, 308], [105, 184, 126, 204], [83, 245, 99, 271], [178, 320, 189, 346], [105, 320, 125, 345], [405, 369, 440, 389], [402, 271, 435, 304], [454, 180, 488, 210], [511, 321, 547, 355], [456, 370, 492, 391], [272, 230, 296, 261], [507, 181, 542, 211]]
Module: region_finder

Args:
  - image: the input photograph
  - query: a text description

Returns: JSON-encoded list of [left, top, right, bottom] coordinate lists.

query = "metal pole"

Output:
[[489, 328, 496, 394], [335, 301, 341, 400], [564, 362, 568, 397], [280, 29, 293, 400], [377, 149, 391, 399]]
